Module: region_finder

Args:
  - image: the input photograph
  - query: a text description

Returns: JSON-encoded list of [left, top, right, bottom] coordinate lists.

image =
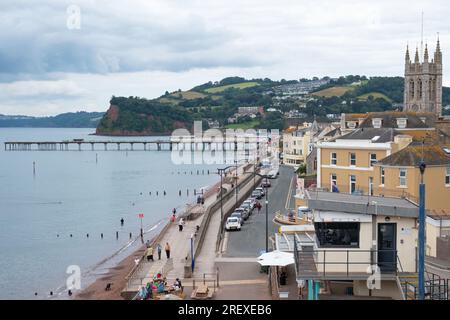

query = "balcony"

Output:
[[294, 247, 400, 281], [311, 184, 419, 205]]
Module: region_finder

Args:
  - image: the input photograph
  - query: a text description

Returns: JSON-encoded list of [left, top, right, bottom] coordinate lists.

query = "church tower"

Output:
[[403, 39, 443, 117]]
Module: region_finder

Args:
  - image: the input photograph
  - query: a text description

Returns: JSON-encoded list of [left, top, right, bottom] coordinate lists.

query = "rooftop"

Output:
[[306, 190, 419, 218], [377, 143, 450, 166], [337, 128, 395, 143], [359, 111, 435, 129]]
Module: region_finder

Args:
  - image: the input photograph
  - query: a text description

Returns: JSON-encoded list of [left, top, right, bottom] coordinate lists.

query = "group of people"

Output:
[[137, 276, 183, 300], [145, 241, 171, 262]]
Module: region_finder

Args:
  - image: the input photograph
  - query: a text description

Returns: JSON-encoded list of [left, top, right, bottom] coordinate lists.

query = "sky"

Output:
[[0, 0, 449, 116]]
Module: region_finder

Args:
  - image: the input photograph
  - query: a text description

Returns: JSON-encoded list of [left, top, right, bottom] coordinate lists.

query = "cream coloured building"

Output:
[[282, 124, 315, 167], [294, 191, 420, 300]]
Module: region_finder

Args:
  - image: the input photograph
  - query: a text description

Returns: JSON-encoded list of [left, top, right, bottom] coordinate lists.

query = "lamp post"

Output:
[[418, 161, 426, 300], [234, 160, 239, 208]]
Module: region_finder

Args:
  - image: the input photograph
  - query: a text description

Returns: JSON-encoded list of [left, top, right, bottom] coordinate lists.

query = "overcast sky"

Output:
[[1, 0, 449, 116]]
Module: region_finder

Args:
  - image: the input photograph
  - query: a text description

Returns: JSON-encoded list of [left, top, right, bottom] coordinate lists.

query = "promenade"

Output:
[[122, 164, 257, 296]]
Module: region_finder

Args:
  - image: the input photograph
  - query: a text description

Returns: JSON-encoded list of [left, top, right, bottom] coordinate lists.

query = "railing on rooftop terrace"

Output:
[[294, 245, 401, 279], [307, 184, 419, 204]]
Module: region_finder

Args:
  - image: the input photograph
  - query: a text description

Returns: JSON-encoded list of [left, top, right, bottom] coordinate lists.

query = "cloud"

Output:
[[1, 80, 85, 98], [0, 0, 450, 115]]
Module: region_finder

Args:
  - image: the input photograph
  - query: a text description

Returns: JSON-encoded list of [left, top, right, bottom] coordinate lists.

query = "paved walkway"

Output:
[[126, 165, 254, 291], [194, 171, 259, 276]]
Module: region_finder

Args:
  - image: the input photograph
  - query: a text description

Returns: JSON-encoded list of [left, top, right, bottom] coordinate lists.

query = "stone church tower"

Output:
[[404, 40, 442, 117]]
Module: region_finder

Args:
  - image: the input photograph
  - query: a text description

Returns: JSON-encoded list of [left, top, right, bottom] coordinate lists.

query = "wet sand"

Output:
[[75, 245, 146, 300]]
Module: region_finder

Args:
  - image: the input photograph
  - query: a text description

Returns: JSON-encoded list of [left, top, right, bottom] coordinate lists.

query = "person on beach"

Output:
[[171, 213, 176, 223], [146, 246, 154, 262], [156, 243, 162, 260], [178, 218, 184, 232], [165, 242, 171, 259], [120, 218, 124, 226]]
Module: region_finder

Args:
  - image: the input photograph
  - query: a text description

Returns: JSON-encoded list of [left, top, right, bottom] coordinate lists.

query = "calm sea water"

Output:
[[0, 128, 220, 299]]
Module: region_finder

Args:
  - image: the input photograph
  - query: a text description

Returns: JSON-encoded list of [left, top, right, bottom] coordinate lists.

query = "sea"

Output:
[[0, 128, 220, 299]]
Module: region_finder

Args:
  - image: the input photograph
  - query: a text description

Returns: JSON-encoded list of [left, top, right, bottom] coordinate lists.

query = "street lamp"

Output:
[[418, 160, 426, 300]]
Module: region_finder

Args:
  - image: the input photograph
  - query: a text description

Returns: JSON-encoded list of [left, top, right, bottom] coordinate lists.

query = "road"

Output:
[[224, 165, 297, 257]]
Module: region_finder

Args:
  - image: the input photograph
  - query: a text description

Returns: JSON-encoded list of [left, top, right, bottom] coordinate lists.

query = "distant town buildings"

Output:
[[273, 78, 331, 96]]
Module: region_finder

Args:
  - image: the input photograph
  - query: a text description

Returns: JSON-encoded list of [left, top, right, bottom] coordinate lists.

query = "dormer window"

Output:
[[347, 121, 356, 129], [397, 118, 407, 129], [372, 118, 382, 128]]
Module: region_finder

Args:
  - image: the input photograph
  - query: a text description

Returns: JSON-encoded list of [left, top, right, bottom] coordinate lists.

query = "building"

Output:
[[294, 191, 420, 300], [403, 40, 443, 117], [237, 106, 264, 115], [282, 126, 313, 167], [373, 142, 450, 258]]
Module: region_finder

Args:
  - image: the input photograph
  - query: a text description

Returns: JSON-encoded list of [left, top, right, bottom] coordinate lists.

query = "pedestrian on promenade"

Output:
[[171, 213, 176, 223], [178, 218, 184, 232], [172, 208, 177, 215], [156, 243, 162, 260], [146, 240, 151, 248], [165, 242, 171, 259], [146, 246, 154, 262], [256, 201, 262, 213]]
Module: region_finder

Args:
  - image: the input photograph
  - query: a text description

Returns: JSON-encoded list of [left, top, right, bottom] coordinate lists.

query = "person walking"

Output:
[[120, 218, 124, 226], [165, 242, 171, 259], [256, 201, 262, 214], [156, 243, 162, 260], [146, 246, 154, 262], [178, 218, 184, 232]]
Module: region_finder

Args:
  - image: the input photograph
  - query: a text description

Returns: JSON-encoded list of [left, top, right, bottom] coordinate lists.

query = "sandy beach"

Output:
[[75, 245, 147, 300], [75, 178, 224, 300]]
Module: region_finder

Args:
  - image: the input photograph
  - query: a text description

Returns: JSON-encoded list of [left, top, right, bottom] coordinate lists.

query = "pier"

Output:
[[4, 139, 263, 152]]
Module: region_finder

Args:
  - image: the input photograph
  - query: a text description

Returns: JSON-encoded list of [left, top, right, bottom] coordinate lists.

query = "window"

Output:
[[380, 167, 385, 185], [446, 167, 450, 185], [369, 177, 374, 196], [314, 222, 360, 248], [331, 173, 337, 188], [399, 168, 407, 187], [372, 118, 382, 128], [350, 153, 356, 166], [370, 154, 377, 167], [331, 152, 337, 165], [350, 175, 356, 193]]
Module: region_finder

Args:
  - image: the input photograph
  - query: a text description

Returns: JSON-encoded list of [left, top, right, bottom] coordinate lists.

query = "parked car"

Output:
[[255, 187, 265, 197], [268, 169, 278, 179], [244, 198, 256, 210], [234, 207, 249, 221], [240, 202, 253, 216], [261, 179, 271, 188], [225, 217, 241, 231], [251, 190, 263, 199], [231, 211, 244, 224]]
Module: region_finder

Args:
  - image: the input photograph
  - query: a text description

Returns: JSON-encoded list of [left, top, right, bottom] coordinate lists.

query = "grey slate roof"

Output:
[[306, 191, 419, 218], [338, 128, 395, 143]]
